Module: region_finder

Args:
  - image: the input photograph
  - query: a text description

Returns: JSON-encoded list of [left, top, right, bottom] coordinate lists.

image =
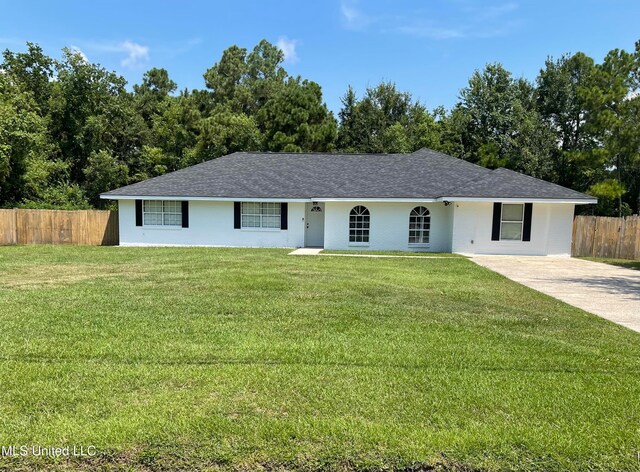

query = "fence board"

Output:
[[0, 209, 17, 245], [0, 209, 118, 246], [572, 215, 640, 260]]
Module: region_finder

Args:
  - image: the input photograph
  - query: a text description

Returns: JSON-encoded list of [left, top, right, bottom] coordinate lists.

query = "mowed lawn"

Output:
[[0, 247, 639, 471], [582, 257, 640, 271]]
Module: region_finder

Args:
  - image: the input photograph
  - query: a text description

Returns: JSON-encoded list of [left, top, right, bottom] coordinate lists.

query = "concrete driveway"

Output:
[[470, 255, 640, 333]]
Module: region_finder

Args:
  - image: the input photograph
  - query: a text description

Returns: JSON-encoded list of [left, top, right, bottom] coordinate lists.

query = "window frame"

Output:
[[408, 206, 431, 246], [349, 205, 370, 245], [500, 203, 524, 241], [240, 202, 282, 231], [142, 200, 182, 227]]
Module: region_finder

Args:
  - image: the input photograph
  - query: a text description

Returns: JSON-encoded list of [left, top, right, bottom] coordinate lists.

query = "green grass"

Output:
[[582, 256, 640, 271], [0, 246, 639, 471]]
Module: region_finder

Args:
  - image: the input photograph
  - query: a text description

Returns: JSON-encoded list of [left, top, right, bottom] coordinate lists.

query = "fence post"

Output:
[[13, 208, 18, 245]]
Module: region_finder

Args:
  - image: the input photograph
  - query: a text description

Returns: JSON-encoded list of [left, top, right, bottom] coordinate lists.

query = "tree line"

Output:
[[1, 39, 639, 215]]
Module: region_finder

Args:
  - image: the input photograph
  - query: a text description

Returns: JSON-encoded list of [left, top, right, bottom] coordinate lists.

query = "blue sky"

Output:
[[1, 1, 639, 114]]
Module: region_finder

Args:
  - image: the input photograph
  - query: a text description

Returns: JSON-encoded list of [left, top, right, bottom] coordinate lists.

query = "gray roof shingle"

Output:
[[443, 168, 594, 200], [101, 148, 595, 201]]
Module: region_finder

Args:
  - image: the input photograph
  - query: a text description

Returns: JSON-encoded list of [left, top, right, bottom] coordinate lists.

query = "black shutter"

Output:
[[181, 201, 189, 228], [234, 202, 241, 229], [280, 203, 288, 230], [522, 203, 533, 241], [491, 202, 502, 241], [135, 200, 143, 226]]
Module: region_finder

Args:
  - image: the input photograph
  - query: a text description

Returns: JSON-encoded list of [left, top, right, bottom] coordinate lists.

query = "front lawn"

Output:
[[0, 246, 639, 471]]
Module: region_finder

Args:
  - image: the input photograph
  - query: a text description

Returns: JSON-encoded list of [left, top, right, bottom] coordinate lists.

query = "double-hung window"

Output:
[[500, 203, 524, 240], [241, 202, 281, 229], [143, 200, 182, 226]]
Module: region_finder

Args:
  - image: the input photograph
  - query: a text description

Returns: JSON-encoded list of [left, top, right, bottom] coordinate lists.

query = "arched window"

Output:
[[349, 206, 370, 243], [409, 206, 430, 244]]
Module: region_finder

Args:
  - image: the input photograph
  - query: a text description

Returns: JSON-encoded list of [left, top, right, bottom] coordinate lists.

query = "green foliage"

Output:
[[1, 42, 55, 114], [133, 67, 177, 126], [189, 108, 261, 164], [452, 64, 556, 179], [337, 82, 440, 153], [19, 182, 90, 209], [0, 73, 50, 205], [537, 53, 597, 187], [537, 45, 640, 215], [259, 77, 337, 152], [83, 149, 129, 206], [588, 179, 632, 216], [1, 39, 639, 214]]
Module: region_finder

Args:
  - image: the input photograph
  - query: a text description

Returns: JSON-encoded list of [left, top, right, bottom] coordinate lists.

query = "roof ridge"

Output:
[[411, 148, 494, 173], [236, 151, 407, 156]]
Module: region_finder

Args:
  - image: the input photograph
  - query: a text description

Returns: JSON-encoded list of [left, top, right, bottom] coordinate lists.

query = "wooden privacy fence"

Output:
[[572, 215, 640, 260], [0, 209, 118, 246]]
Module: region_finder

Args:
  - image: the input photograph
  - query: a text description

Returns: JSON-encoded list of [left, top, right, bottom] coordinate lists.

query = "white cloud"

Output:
[[480, 2, 519, 20], [395, 24, 465, 40], [276, 36, 299, 64], [343, 1, 520, 40], [0, 37, 23, 46], [69, 45, 88, 62], [84, 40, 150, 68], [340, 0, 371, 31], [119, 40, 149, 68]]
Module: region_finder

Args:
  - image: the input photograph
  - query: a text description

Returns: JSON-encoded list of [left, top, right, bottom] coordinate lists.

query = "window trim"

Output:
[[240, 202, 282, 230], [348, 205, 370, 245], [408, 206, 431, 246], [142, 200, 183, 227], [499, 203, 524, 241]]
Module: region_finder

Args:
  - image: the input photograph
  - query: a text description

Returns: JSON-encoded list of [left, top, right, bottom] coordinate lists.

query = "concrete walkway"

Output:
[[288, 248, 450, 259], [471, 255, 640, 333], [288, 248, 323, 256]]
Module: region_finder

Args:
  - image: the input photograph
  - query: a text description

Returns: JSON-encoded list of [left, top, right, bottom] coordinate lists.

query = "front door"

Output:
[[305, 203, 325, 247]]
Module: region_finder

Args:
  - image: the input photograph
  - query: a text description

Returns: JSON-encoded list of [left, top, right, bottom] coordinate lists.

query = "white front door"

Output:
[[305, 203, 325, 247]]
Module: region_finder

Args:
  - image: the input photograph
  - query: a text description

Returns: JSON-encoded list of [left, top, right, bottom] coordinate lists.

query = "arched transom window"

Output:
[[349, 206, 370, 243], [409, 206, 430, 244]]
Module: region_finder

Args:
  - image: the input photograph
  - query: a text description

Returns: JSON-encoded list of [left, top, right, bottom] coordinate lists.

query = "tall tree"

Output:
[[133, 68, 177, 126], [0, 73, 50, 204], [1, 42, 55, 114], [259, 77, 337, 152], [48, 48, 143, 190], [186, 107, 261, 164], [537, 53, 597, 189], [580, 42, 640, 214], [337, 82, 440, 153], [453, 63, 556, 179]]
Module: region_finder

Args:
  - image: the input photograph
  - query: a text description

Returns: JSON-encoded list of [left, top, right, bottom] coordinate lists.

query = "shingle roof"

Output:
[[101, 148, 595, 201], [443, 168, 595, 200]]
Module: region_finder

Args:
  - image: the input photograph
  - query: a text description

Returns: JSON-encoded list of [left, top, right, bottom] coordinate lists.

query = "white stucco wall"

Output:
[[118, 199, 305, 247], [451, 201, 575, 256], [116, 198, 576, 255], [323, 201, 453, 252]]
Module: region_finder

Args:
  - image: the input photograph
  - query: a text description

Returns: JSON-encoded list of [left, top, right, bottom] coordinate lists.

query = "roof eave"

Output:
[[437, 196, 597, 204], [99, 194, 312, 202]]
